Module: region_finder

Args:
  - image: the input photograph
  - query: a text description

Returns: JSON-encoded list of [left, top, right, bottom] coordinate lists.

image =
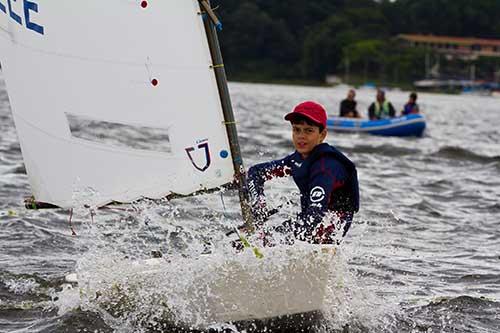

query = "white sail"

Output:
[[0, 0, 235, 208]]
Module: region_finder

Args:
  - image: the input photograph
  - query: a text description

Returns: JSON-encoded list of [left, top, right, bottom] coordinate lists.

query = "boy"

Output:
[[247, 101, 359, 244]]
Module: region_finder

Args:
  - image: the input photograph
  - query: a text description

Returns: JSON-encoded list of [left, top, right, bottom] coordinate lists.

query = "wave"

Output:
[[0, 271, 62, 298], [432, 146, 500, 164], [7, 164, 26, 175], [339, 144, 421, 157], [407, 199, 444, 217], [5, 142, 21, 154], [397, 295, 500, 333], [458, 274, 500, 284], [421, 179, 455, 190], [486, 203, 500, 212], [426, 295, 499, 310], [0, 91, 9, 102]]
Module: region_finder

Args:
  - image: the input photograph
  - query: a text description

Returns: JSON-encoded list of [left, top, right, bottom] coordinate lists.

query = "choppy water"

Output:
[[1, 76, 500, 332]]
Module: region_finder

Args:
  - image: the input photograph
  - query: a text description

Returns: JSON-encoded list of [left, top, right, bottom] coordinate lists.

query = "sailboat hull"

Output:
[[66, 245, 336, 329]]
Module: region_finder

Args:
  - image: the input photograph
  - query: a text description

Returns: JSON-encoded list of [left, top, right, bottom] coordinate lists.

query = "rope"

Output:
[[68, 209, 77, 236], [220, 192, 263, 259], [220, 191, 227, 211], [199, 0, 223, 30]]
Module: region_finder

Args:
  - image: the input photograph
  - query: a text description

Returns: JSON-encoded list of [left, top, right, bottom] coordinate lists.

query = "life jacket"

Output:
[[292, 143, 359, 213], [374, 101, 391, 119], [403, 102, 418, 115]]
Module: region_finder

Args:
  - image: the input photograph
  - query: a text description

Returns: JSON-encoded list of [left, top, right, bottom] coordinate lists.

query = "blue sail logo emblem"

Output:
[[185, 141, 211, 172]]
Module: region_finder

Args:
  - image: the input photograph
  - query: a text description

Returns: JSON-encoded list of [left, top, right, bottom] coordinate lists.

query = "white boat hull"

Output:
[[66, 244, 336, 329]]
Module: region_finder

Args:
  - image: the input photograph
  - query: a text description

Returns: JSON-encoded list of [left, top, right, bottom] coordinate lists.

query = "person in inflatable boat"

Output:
[[339, 89, 361, 118], [246, 101, 359, 244], [402, 92, 420, 115], [368, 89, 396, 120]]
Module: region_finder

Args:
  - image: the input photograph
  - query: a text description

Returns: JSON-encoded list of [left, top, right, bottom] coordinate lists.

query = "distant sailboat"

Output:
[[0, 0, 336, 329]]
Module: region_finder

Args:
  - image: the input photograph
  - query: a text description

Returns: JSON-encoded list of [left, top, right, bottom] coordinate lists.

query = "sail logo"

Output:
[[185, 140, 211, 172], [0, 0, 44, 35]]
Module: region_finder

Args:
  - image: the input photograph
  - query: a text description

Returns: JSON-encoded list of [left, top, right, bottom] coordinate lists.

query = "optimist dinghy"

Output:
[[0, 0, 337, 329], [65, 245, 336, 329]]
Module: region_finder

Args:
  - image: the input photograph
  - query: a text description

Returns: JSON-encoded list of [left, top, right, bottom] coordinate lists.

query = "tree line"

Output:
[[212, 0, 500, 85]]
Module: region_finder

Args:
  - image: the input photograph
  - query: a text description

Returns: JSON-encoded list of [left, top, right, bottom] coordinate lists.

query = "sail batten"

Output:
[[1, 0, 235, 208]]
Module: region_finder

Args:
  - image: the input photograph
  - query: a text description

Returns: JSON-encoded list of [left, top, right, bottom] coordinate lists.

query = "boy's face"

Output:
[[291, 122, 327, 158]]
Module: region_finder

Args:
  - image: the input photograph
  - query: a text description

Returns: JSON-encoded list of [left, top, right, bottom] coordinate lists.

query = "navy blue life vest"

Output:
[[291, 143, 359, 213]]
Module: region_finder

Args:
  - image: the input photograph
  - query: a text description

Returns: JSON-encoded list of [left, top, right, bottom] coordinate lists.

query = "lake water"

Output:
[[1, 78, 499, 332]]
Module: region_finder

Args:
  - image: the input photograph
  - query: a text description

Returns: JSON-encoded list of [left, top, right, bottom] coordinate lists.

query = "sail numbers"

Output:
[[0, 0, 44, 35]]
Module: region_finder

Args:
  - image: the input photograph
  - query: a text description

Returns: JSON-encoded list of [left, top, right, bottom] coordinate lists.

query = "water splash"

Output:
[[51, 191, 401, 332], [5, 277, 40, 295]]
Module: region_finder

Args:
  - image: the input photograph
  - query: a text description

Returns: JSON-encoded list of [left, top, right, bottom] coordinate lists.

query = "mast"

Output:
[[198, 1, 254, 230]]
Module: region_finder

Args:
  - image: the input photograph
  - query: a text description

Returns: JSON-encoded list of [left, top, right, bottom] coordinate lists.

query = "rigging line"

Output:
[[199, 0, 222, 31], [68, 208, 77, 236], [220, 191, 263, 259], [198, 4, 220, 13], [219, 190, 227, 211]]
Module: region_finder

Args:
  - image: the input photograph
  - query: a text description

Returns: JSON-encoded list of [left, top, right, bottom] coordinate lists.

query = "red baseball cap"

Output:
[[284, 101, 327, 128]]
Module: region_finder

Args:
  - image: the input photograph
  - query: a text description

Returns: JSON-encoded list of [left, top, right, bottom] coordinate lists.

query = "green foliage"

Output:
[[212, 0, 500, 84], [384, 0, 500, 38], [301, 15, 354, 80], [217, 1, 299, 79]]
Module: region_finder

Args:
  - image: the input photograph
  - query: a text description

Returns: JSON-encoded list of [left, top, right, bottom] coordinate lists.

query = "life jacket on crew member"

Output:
[[374, 101, 391, 119], [403, 102, 418, 115]]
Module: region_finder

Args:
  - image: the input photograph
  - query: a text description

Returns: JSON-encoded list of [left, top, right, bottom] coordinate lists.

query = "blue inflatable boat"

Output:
[[327, 114, 426, 137]]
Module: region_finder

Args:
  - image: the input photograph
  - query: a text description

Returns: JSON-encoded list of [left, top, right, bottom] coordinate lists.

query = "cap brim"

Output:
[[284, 112, 296, 121], [284, 111, 323, 127]]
